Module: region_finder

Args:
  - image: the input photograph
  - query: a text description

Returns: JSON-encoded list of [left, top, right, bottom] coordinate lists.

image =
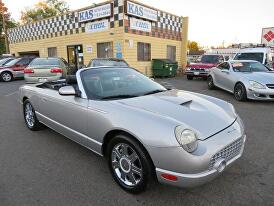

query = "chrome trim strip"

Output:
[[36, 111, 102, 147]]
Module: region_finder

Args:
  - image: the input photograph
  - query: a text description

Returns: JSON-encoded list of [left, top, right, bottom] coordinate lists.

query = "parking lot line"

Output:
[[4, 91, 18, 97]]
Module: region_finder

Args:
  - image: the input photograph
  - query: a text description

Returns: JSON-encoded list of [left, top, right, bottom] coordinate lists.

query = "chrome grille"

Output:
[[209, 138, 243, 170], [266, 84, 274, 89]]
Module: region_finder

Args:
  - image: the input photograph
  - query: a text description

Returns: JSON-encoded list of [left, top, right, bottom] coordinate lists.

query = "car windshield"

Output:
[[92, 59, 128, 67], [4, 58, 20, 66], [234, 52, 264, 63], [30, 58, 60, 66], [199, 55, 222, 64], [232, 62, 270, 72], [81, 68, 166, 100]]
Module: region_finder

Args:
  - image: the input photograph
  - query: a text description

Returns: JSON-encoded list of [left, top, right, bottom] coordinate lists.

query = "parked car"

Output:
[[185, 54, 226, 80], [234, 47, 273, 69], [0, 57, 16, 66], [19, 67, 246, 193], [208, 60, 274, 101], [0, 57, 35, 82], [24, 58, 69, 83], [87, 58, 129, 67], [0, 54, 13, 60]]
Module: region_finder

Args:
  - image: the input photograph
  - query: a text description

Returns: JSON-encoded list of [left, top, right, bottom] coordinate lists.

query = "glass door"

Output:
[[67, 45, 84, 74]]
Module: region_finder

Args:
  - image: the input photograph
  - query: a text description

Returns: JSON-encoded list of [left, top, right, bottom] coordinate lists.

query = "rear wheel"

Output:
[[106, 134, 153, 194], [234, 83, 247, 101], [23, 100, 43, 131], [208, 76, 215, 90], [1, 72, 13, 82], [187, 75, 193, 80]]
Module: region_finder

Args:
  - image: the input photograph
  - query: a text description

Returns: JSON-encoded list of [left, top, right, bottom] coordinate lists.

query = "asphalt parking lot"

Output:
[[0, 77, 273, 206]]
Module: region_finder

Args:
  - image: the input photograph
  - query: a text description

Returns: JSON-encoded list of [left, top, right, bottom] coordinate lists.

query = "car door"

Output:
[[219, 62, 236, 92], [37, 88, 89, 146], [214, 63, 227, 88]]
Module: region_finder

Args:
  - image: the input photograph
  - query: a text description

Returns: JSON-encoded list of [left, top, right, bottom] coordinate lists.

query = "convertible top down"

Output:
[[19, 67, 246, 193]]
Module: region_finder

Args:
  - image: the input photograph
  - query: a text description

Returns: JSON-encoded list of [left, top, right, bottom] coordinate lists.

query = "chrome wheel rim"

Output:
[[2, 73, 12, 82], [111, 143, 143, 186], [25, 103, 35, 127], [235, 85, 243, 100], [208, 78, 213, 87]]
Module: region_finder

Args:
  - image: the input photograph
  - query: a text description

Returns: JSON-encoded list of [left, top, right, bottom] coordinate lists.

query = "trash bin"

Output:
[[152, 59, 178, 77]]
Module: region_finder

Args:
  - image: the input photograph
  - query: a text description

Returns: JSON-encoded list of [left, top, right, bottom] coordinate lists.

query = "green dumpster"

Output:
[[152, 59, 178, 77]]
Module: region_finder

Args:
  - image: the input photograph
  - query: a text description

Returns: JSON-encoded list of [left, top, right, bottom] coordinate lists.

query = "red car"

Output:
[[0, 57, 35, 82], [185, 54, 226, 80]]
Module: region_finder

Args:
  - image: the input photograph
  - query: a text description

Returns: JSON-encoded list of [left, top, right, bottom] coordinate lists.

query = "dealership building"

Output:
[[8, 0, 189, 76]]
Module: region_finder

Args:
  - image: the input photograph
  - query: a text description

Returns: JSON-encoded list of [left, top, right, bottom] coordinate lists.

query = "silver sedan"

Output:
[[208, 60, 274, 101], [19, 67, 246, 193]]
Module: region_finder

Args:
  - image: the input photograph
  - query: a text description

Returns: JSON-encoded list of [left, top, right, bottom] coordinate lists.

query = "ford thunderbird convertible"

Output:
[[19, 67, 246, 193]]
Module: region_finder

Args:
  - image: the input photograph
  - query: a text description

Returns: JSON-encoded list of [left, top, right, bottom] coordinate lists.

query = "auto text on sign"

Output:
[[130, 18, 152, 32], [126, 1, 158, 22], [85, 19, 109, 33], [78, 3, 112, 23]]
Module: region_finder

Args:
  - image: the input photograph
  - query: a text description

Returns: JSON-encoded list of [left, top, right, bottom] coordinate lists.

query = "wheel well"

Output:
[[234, 82, 244, 89], [102, 129, 156, 171], [23, 97, 28, 103]]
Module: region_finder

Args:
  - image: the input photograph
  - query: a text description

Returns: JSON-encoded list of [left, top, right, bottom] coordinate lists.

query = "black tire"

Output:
[[187, 75, 193, 80], [23, 100, 43, 131], [208, 76, 215, 90], [106, 134, 153, 194], [234, 83, 247, 101], [1, 71, 13, 82]]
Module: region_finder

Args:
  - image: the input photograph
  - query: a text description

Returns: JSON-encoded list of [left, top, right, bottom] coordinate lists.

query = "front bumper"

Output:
[[185, 70, 209, 77], [247, 87, 274, 101], [149, 119, 246, 188], [156, 136, 245, 188]]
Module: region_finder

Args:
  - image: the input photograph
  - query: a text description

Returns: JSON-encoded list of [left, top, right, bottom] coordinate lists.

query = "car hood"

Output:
[[240, 72, 274, 84], [189, 62, 217, 68], [116, 90, 236, 140]]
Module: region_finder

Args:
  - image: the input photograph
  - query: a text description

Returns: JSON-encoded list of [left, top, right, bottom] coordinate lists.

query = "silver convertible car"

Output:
[[208, 60, 274, 101], [19, 67, 246, 193]]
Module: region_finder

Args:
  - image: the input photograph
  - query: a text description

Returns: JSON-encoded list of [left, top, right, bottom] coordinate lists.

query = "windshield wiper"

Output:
[[100, 95, 138, 100], [143, 89, 166, 96]]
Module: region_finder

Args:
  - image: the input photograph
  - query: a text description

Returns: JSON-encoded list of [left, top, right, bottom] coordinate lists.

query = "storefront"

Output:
[[8, 0, 188, 76]]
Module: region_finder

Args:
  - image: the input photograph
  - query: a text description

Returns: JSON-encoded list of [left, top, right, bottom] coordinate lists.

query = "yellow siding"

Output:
[[124, 33, 182, 76]]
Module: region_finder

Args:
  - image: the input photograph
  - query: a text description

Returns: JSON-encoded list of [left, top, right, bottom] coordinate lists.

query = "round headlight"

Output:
[[175, 127, 198, 153]]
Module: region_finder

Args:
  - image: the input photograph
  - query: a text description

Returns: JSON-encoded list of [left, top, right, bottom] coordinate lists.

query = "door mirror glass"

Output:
[[59, 86, 76, 96]]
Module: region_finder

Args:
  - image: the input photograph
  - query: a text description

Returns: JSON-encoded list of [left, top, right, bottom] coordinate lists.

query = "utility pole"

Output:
[[0, 0, 9, 54]]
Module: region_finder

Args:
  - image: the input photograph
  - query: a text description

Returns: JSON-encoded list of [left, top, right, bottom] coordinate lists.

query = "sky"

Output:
[[4, 0, 274, 47]]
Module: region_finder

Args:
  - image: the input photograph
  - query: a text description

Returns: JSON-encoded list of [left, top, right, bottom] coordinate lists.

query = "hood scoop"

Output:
[[180, 100, 192, 106]]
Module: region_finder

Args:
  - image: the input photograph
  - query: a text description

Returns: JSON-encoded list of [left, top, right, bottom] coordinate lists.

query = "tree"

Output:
[[188, 41, 199, 53], [21, 0, 70, 24], [0, 0, 17, 54]]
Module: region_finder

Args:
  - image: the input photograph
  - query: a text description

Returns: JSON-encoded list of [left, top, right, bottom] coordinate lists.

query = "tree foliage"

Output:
[[188, 41, 199, 52], [0, 12, 18, 54], [21, 0, 70, 23]]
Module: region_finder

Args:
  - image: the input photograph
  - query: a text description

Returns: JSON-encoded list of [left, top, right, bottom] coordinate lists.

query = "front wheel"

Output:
[[23, 100, 43, 131], [208, 76, 215, 90], [106, 134, 153, 193], [1, 72, 13, 82], [234, 83, 247, 101]]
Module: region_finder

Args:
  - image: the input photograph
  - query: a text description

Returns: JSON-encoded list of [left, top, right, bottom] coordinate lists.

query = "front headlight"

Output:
[[175, 127, 198, 153], [249, 80, 266, 89]]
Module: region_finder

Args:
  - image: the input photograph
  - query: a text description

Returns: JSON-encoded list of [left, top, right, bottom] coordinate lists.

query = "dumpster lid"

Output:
[[152, 59, 177, 63]]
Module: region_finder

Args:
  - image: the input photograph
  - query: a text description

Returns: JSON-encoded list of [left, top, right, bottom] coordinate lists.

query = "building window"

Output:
[[137, 42, 151, 61], [167, 46, 176, 61], [97, 42, 113, 58], [48, 47, 57, 57]]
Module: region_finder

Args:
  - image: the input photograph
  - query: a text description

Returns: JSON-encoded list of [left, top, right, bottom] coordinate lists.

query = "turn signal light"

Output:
[[24, 69, 34, 74], [161, 174, 178, 182], [50, 67, 63, 73]]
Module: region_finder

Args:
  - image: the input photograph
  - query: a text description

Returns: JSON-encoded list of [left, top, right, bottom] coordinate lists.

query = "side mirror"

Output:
[[59, 86, 76, 96]]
